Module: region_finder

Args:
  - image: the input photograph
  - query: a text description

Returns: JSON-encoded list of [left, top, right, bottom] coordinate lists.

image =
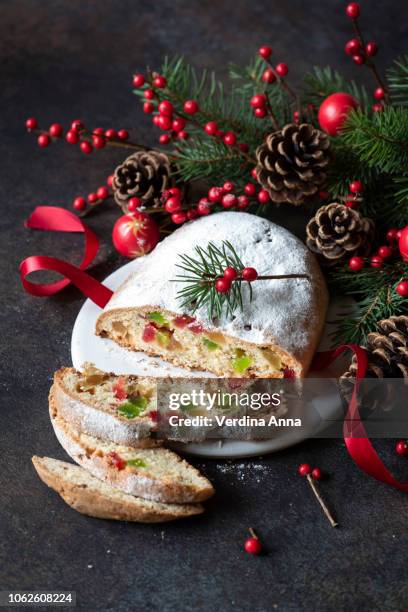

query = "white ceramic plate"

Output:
[[71, 259, 348, 457]]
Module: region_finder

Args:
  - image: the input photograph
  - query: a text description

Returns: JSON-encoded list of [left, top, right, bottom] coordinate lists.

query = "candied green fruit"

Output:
[[232, 349, 252, 373], [126, 458, 147, 468], [117, 396, 148, 419], [203, 337, 219, 351], [147, 312, 169, 327]]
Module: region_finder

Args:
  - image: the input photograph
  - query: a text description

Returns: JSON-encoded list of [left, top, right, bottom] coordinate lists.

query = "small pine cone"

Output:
[[342, 315, 408, 380], [255, 123, 331, 205], [113, 151, 172, 212], [306, 203, 374, 266]]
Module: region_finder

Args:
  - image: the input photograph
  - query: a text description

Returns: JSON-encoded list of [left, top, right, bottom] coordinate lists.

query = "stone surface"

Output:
[[1, 1, 407, 610]]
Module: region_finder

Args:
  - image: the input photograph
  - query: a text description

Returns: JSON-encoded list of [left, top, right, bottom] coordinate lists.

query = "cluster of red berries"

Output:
[[72, 175, 113, 212], [298, 463, 322, 480], [215, 266, 258, 294], [344, 3, 385, 113], [249, 46, 289, 118], [25, 117, 130, 154]]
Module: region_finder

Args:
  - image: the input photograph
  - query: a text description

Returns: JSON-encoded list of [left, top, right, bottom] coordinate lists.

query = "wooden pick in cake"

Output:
[[96, 212, 328, 378]]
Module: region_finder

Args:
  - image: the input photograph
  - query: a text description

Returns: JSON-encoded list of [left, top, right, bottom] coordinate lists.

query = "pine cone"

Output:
[[255, 123, 331, 205], [342, 316, 408, 380], [113, 151, 172, 212], [306, 203, 374, 266]]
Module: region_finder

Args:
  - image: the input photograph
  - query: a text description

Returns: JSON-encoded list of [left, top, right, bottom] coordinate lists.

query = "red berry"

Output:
[[171, 211, 186, 225], [73, 197, 86, 211], [374, 87, 385, 101], [92, 135, 106, 149], [37, 133, 50, 147], [353, 54, 365, 65], [128, 197, 141, 212], [153, 75, 166, 88], [158, 115, 172, 131], [251, 168, 258, 180], [105, 128, 117, 140], [172, 117, 186, 132], [237, 195, 250, 209], [223, 181, 235, 192], [93, 127, 104, 135], [311, 467, 323, 480], [143, 102, 154, 114], [262, 69, 276, 84], [144, 89, 154, 100], [224, 267, 238, 280], [71, 119, 83, 132], [254, 107, 267, 118], [222, 194, 237, 209], [208, 186, 223, 203], [365, 41, 378, 57], [133, 74, 145, 87], [257, 189, 270, 204], [242, 184, 255, 197], [242, 267, 258, 282], [107, 175, 114, 187], [168, 187, 182, 197], [396, 281, 408, 297], [215, 278, 231, 293], [395, 440, 408, 456], [158, 100, 173, 116], [349, 256, 364, 272], [97, 186, 109, 200], [293, 111, 300, 123], [370, 255, 383, 268], [223, 131, 237, 146], [88, 193, 98, 204], [184, 100, 199, 114], [152, 115, 161, 127], [378, 245, 392, 259], [250, 94, 266, 109], [298, 463, 312, 477], [177, 130, 189, 140], [49, 123, 63, 137], [197, 199, 211, 216], [159, 134, 171, 145], [346, 3, 360, 18], [205, 121, 218, 135], [80, 141, 93, 154], [345, 200, 357, 209], [216, 130, 224, 138], [345, 38, 361, 56], [165, 197, 181, 213], [275, 63, 288, 77], [187, 207, 199, 220], [239, 143, 249, 153], [386, 228, 398, 242], [244, 537, 262, 555], [25, 117, 38, 130], [372, 103, 384, 113], [118, 129, 129, 140], [349, 180, 362, 194], [259, 45, 272, 59]]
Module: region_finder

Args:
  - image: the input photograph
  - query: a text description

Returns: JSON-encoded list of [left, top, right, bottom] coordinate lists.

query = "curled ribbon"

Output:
[[20, 206, 113, 308], [312, 346, 408, 492]]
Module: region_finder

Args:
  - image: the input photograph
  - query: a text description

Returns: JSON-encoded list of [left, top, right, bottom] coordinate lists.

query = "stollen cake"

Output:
[[32, 456, 204, 523], [96, 212, 328, 377]]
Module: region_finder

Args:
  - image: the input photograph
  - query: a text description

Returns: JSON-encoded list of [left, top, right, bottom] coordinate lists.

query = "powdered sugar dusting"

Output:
[[101, 212, 328, 360]]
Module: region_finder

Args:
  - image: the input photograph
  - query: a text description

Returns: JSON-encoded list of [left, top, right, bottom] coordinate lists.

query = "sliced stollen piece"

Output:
[[49, 401, 214, 504], [32, 456, 203, 523], [96, 212, 328, 378], [51, 364, 159, 448]]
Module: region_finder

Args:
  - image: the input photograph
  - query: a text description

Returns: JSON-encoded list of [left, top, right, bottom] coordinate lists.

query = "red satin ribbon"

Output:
[[20, 207, 112, 308], [312, 345, 408, 492]]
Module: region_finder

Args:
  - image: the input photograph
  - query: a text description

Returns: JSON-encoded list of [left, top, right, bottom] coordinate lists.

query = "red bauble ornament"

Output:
[[318, 93, 359, 136], [244, 537, 262, 555], [349, 256, 364, 271], [215, 278, 231, 293], [345, 3, 360, 18], [298, 463, 312, 477], [242, 267, 258, 281], [396, 281, 408, 297], [259, 45, 272, 59], [112, 212, 159, 258], [398, 226, 408, 261], [395, 440, 408, 456]]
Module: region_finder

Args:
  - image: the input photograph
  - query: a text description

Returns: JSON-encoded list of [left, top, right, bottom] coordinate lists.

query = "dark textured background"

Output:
[[1, 1, 408, 611]]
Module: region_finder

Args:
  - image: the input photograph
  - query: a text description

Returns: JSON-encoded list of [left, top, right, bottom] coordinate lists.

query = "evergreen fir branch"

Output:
[[387, 55, 408, 106], [303, 66, 369, 109], [340, 107, 408, 174]]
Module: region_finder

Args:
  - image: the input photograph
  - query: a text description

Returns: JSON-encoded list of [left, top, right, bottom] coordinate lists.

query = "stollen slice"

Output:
[[49, 400, 214, 504], [32, 456, 204, 523], [51, 364, 160, 448]]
